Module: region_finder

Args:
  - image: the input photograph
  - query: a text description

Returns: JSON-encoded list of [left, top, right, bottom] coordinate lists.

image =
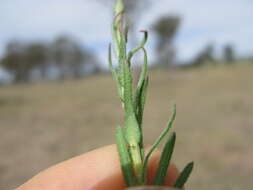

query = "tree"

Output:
[[25, 42, 49, 79], [0, 40, 51, 82], [192, 43, 215, 66], [50, 35, 99, 79], [68, 43, 98, 78], [0, 36, 100, 83], [152, 15, 181, 67], [51, 35, 75, 79], [0, 41, 32, 83], [223, 44, 235, 63]]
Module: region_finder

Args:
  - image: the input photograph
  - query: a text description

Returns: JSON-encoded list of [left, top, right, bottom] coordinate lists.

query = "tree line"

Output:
[[0, 35, 100, 83], [0, 14, 182, 84], [190, 43, 237, 67], [0, 0, 247, 84]]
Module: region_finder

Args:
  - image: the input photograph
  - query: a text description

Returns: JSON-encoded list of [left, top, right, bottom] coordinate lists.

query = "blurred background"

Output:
[[0, 0, 252, 189]]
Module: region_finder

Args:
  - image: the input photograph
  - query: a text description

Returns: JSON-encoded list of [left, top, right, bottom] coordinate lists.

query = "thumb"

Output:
[[16, 144, 180, 190]]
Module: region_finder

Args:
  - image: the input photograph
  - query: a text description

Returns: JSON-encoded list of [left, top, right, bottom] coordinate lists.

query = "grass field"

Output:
[[0, 62, 253, 190]]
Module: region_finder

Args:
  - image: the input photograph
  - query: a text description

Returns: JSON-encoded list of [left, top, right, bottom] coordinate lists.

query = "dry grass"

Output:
[[0, 62, 253, 190]]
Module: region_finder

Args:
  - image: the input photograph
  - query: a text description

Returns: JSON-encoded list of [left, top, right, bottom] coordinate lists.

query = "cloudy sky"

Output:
[[0, 0, 252, 64]]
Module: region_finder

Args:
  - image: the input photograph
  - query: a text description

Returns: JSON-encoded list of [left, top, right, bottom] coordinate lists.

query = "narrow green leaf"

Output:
[[136, 76, 149, 127], [124, 116, 142, 184], [118, 34, 127, 60], [108, 44, 123, 101], [108, 44, 117, 82], [134, 47, 148, 117], [142, 104, 176, 181], [112, 12, 127, 61], [122, 60, 134, 114], [125, 114, 141, 147], [115, 126, 137, 186], [122, 60, 142, 179], [136, 48, 148, 91], [152, 132, 176, 185], [124, 24, 129, 43], [131, 48, 148, 158], [122, 60, 143, 182], [112, 13, 121, 58], [127, 30, 148, 63], [135, 76, 148, 160], [173, 162, 194, 189]]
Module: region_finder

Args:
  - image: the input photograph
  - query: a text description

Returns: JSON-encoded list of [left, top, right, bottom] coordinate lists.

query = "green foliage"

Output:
[[142, 105, 176, 183], [173, 162, 194, 189], [110, 0, 193, 187], [116, 125, 137, 186], [152, 132, 176, 185]]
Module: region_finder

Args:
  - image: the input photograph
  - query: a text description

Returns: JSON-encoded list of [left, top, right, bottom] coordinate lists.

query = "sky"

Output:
[[0, 0, 252, 65]]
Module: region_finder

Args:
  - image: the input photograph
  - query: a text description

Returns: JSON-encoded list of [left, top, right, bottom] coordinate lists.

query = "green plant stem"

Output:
[[110, 0, 193, 187]]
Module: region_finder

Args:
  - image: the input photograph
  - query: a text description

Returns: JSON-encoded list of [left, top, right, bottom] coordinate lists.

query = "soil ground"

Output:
[[0, 63, 253, 190]]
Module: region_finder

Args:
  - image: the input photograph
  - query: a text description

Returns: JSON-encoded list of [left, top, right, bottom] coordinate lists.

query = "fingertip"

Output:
[[17, 144, 124, 190], [163, 164, 179, 187], [16, 145, 182, 190]]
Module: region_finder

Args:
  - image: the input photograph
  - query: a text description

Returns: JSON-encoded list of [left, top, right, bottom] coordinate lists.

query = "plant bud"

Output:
[[114, 0, 124, 15]]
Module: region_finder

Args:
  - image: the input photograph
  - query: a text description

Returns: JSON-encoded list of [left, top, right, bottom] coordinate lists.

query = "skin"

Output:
[[15, 145, 182, 190]]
